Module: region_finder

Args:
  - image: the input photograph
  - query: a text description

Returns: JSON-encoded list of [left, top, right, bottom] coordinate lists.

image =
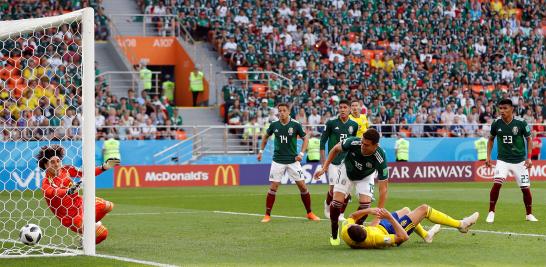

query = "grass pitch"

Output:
[[2, 182, 546, 266]]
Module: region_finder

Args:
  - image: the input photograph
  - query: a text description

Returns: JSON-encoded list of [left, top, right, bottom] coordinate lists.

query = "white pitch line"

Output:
[[94, 253, 178, 267], [442, 228, 546, 238], [213, 210, 308, 220], [213, 210, 546, 238]]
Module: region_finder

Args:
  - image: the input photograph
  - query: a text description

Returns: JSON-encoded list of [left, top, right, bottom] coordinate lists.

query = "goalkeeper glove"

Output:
[[67, 181, 82, 195], [102, 158, 121, 170]]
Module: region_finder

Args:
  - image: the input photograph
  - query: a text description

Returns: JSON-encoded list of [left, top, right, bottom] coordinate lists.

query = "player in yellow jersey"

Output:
[[340, 205, 479, 248], [348, 100, 369, 138]]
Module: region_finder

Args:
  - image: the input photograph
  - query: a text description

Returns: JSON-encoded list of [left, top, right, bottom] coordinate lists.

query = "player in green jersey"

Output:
[[314, 128, 390, 246], [319, 99, 358, 221], [486, 99, 538, 223], [257, 103, 320, 223]]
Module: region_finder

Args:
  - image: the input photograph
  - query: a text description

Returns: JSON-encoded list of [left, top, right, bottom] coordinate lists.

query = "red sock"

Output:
[[340, 194, 351, 214], [325, 189, 333, 206], [265, 189, 276, 216], [330, 200, 343, 239], [300, 191, 312, 213], [95, 225, 108, 245], [521, 187, 533, 215], [489, 182, 502, 212], [355, 202, 370, 225]]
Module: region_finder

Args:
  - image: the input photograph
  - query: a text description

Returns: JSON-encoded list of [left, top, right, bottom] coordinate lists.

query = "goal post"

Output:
[[0, 7, 95, 257]]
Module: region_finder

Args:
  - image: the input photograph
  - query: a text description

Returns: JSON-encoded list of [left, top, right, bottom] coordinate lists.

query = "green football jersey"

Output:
[[490, 117, 531, 163], [341, 137, 389, 181], [266, 119, 306, 164], [320, 117, 359, 165]]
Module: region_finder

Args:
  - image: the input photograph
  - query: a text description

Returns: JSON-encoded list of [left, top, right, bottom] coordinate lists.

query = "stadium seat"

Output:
[[176, 130, 187, 140], [237, 67, 248, 80], [251, 83, 267, 98]]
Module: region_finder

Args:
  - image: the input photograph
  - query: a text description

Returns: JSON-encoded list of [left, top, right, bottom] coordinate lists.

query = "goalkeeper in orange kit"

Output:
[[37, 145, 120, 245]]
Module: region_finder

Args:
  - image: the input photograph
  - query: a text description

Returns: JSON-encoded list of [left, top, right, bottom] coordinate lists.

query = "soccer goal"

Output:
[[0, 8, 96, 257]]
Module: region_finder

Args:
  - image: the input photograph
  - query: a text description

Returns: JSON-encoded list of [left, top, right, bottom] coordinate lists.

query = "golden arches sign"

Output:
[[116, 167, 140, 187]]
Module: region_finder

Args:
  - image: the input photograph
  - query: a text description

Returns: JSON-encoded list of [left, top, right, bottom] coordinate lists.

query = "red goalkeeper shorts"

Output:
[[61, 197, 114, 233]]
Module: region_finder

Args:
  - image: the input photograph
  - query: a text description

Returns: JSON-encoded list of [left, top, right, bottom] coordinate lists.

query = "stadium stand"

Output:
[[0, 1, 183, 141], [141, 0, 546, 137]]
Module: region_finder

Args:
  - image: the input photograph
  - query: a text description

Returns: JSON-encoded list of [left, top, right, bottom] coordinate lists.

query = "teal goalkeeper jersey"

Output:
[[320, 117, 358, 165]]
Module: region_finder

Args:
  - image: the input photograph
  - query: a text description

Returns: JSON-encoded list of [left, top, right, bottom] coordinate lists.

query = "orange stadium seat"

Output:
[[471, 85, 484, 93], [348, 32, 356, 42], [176, 130, 187, 140], [515, 9, 522, 21], [377, 40, 389, 49], [251, 83, 267, 98], [236, 66, 248, 80]]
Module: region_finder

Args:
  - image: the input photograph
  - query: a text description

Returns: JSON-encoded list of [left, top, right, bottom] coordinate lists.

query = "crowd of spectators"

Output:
[[161, 0, 546, 137], [0, 0, 110, 40], [0, 1, 184, 141]]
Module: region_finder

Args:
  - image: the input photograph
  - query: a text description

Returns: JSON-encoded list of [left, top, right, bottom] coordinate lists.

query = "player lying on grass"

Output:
[[340, 205, 479, 249], [37, 145, 120, 244]]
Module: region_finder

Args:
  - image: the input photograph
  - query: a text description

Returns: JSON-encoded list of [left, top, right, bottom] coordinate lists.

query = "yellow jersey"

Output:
[[341, 218, 396, 249], [349, 113, 369, 138]]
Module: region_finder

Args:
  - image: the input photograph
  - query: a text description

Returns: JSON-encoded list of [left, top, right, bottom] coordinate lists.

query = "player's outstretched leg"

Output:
[[407, 204, 479, 234], [262, 182, 279, 223], [296, 181, 320, 221], [95, 221, 108, 244], [487, 178, 503, 223], [521, 186, 538, 221], [396, 207, 440, 243]]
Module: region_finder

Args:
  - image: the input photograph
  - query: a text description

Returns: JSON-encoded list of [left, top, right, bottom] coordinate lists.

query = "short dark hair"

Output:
[[363, 128, 380, 144], [338, 99, 350, 106], [347, 225, 367, 242], [36, 145, 65, 170], [277, 103, 289, 109], [350, 99, 360, 105], [498, 99, 514, 107]]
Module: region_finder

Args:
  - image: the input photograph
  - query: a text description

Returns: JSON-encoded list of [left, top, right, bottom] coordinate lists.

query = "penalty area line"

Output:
[[213, 210, 307, 220], [94, 253, 178, 267], [213, 211, 546, 238]]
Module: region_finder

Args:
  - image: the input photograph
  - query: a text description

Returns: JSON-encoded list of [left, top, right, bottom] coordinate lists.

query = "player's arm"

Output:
[[525, 135, 533, 168], [486, 121, 496, 167], [257, 125, 272, 161], [376, 155, 389, 209], [377, 208, 409, 245], [313, 143, 342, 179], [296, 125, 309, 161], [319, 121, 331, 163], [349, 207, 379, 222], [42, 180, 69, 197]]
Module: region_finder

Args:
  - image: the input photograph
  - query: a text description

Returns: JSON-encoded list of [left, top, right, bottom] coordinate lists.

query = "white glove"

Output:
[[102, 158, 120, 170]]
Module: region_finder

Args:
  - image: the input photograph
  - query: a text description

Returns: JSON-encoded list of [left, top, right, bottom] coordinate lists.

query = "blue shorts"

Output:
[[379, 212, 415, 235]]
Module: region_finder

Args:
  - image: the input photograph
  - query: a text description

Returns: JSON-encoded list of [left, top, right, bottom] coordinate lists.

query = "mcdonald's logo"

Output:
[[116, 167, 140, 187], [214, 165, 238, 186]]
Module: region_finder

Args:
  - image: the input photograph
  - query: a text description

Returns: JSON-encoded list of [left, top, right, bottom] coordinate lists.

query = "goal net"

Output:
[[0, 8, 95, 257]]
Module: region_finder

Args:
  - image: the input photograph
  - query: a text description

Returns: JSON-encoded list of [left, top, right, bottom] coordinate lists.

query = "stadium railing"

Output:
[[96, 70, 161, 96], [217, 70, 294, 105], [147, 123, 546, 164]]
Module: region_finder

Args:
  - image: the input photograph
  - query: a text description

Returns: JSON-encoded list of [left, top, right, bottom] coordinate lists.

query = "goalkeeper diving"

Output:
[[37, 145, 120, 244]]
